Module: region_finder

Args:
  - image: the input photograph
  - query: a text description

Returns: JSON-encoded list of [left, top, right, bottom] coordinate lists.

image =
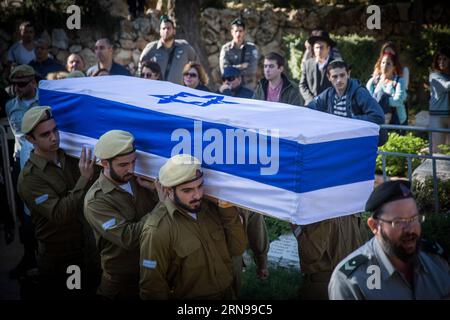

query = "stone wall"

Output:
[[1, 2, 447, 87]]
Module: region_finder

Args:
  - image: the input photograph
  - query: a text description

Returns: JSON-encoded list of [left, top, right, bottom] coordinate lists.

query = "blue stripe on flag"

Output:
[[40, 89, 377, 194]]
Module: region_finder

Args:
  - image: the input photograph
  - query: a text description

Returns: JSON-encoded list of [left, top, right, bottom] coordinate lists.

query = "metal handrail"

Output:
[[379, 124, 450, 214], [0, 124, 16, 224]]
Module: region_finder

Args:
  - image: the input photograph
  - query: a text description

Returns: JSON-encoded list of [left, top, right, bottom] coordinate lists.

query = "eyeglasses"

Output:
[[13, 80, 32, 88], [222, 76, 236, 82], [183, 72, 198, 78], [376, 215, 425, 229]]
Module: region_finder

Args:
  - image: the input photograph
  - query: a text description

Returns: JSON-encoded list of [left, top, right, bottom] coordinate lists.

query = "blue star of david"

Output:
[[150, 92, 238, 107]]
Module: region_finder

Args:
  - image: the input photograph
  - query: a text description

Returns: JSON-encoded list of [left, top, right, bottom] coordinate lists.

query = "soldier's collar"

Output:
[[29, 149, 65, 171], [164, 197, 201, 220], [373, 237, 397, 280], [99, 171, 137, 194]]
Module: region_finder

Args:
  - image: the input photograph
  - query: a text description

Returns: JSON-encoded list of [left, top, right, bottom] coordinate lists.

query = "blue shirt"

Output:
[[29, 58, 66, 79], [86, 62, 131, 76]]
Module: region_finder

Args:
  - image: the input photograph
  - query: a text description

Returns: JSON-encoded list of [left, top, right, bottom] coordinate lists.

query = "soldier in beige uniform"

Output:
[[139, 154, 247, 300], [84, 130, 158, 300], [17, 106, 97, 299], [219, 18, 259, 90], [139, 16, 197, 85]]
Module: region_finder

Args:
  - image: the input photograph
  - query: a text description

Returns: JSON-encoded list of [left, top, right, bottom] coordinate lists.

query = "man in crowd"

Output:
[[139, 154, 246, 299], [307, 60, 385, 126], [66, 53, 86, 74], [7, 22, 36, 66], [28, 38, 65, 79], [253, 52, 301, 106], [218, 67, 253, 98], [86, 39, 130, 76], [329, 180, 450, 299], [18, 106, 97, 299], [219, 18, 259, 90], [300, 30, 340, 105], [139, 15, 197, 85], [84, 130, 159, 300], [5, 65, 40, 279]]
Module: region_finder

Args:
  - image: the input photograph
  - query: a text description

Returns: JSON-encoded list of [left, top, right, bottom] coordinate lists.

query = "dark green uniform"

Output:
[[139, 198, 247, 300], [17, 149, 95, 298], [296, 214, 368, 300], [232, 209, 269, 297], [84, 172, 158, 299]]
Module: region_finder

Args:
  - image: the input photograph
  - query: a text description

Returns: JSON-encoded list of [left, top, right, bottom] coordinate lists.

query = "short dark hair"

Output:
[[264, 52, 284, 68], [141, 60, 162, 80], [326, 60, 349, 75], [432, 46, 450, 72], [160, 15, 175, 27]]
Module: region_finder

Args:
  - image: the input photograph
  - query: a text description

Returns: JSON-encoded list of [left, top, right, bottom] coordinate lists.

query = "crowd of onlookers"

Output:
[[0, 14, 449, 301]]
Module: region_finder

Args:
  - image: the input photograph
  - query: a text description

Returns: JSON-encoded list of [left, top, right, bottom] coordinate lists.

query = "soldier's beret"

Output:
[[21, 106, 53, 134], [94, 130, 135, 160], [365, 180, 413, 215], [10, 64, 36, 81], [159, 154, 203, 188], [66, 70, 86, 78], [231, 18, 245, 28]]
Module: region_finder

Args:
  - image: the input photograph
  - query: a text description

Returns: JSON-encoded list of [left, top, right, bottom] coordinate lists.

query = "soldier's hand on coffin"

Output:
[[155, 179, 168, 202], [79, 146, 96, 180], [136, 176, 155, 190], [217, 200, 234, 208]]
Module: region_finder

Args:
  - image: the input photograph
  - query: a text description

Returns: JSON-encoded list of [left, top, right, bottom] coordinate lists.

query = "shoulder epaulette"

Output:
[[339, 254, 369, 277], [421, 239, 448, 260]]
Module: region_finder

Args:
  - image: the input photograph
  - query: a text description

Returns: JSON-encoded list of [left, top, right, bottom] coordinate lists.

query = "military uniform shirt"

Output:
[[219, 41, 259, 89], [84, 172, 159, 277], [140, 198, 247, 300], [139, 39, 197, 85], [18, 149, 90, 256], [328, 237, 450, 300]]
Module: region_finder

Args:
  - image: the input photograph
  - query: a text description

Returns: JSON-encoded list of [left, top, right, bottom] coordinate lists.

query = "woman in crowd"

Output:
[[140, 60, 162, 80], [429, 46, 450, 153], [182, 61, 210, 92], [366, 52, 407, 125], [378, 41, 410, 90]]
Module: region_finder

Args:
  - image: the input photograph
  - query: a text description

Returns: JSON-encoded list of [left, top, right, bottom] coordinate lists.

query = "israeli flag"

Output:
[[39, 76, 379, 225]]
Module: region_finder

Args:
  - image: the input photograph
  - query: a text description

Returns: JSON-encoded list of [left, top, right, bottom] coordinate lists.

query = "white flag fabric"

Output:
[[39, 76, 379, 225]]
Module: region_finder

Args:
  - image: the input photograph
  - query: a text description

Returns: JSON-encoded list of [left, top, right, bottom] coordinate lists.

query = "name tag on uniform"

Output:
[[142, 259, 157, 269], [34, 194, 49, 205], [102, 218, 116, 230]]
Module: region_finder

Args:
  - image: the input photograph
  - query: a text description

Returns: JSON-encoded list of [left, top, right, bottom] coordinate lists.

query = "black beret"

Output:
[[231, 18, 245, 28], [365, 180, 413, 215]]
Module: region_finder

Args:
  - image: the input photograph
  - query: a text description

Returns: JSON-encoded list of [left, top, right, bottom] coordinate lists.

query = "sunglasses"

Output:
[[183, 72, 198, 78], [13, 80, 32, 88], [222, 76, 236, 82]]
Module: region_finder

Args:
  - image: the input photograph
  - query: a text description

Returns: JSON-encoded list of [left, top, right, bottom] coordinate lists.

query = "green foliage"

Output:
[[240, 264, 301, 299], [413, 177, 450, 214], [332, 34, 378, 85], [284, 33, 378, 83], [376, 132, 428, 176], [264, 216, 292, 242], [421, 212, 450, 255], [438, 144, 450, 155]]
